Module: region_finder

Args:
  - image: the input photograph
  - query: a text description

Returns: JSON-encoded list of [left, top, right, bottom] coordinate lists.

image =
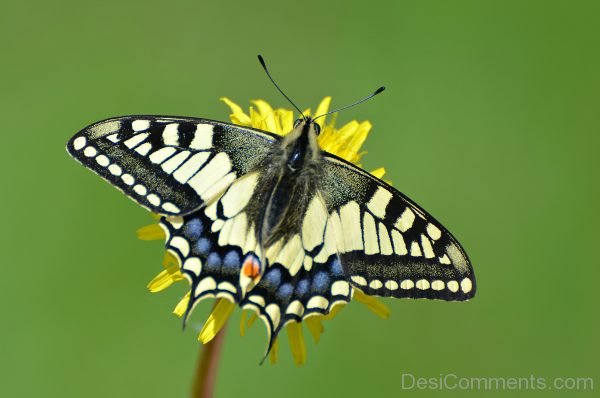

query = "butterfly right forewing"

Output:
[[319, 154, 476, 301]]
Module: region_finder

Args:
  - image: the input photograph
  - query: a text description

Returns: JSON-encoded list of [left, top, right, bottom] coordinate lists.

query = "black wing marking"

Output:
[[66, 116, 279, 215], [319, 155, 476, 301]]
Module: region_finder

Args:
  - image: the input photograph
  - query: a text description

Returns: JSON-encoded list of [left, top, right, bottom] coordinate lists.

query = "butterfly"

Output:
[[67, 57, 476, 360]]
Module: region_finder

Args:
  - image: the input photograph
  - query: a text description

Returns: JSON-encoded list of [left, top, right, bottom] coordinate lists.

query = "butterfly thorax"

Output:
[[284, 119, 320, 170]]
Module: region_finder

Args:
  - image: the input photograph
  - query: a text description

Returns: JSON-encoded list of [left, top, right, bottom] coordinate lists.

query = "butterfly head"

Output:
[[282, 117, 322, 171], [293, 117, 321, 136]]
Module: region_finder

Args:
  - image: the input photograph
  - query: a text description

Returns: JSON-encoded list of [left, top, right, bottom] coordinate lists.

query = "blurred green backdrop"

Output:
[[1, 0, 598, 397]]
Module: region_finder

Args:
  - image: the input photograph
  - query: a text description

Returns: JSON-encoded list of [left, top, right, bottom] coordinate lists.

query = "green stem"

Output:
[[190, 322, 228, 398]]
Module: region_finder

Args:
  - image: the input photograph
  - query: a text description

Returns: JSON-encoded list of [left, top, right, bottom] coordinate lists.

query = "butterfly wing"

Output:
[[162, 172, 353, 357], [66, 116, 279, 215], [159, 171, 270, 316], [238, 193, 354, 357], [319, 155, 476, 301], [68, 114, 475, 361]]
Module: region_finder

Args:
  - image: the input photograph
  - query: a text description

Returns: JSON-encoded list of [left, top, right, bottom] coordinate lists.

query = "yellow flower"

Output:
[[139, 97, 391, 365], [220, 97, 384, 168]]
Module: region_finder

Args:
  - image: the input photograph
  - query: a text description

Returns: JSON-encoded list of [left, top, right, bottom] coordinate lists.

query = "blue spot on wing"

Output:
[[223, 251, 241, 270], [263, 268, 282, 290], [193, 238, 212, 255], [184, 218, 203, 240], [295, 279, 310, 299], [277, 283, 294, 300], [331, 258, 344, 276], [206, 252, 222, 271], [311, 271, 330, 293]]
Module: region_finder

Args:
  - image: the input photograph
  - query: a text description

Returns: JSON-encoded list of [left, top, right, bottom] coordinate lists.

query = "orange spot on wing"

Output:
[[242, 256, 261, 279]]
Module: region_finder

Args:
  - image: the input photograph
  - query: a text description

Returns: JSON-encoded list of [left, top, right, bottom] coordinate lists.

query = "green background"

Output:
[[1, 0, 598, 397]]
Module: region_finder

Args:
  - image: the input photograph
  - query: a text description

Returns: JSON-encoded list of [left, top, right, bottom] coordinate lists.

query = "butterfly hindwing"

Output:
[[240, 253, 352, 357], [320, 155, 476, 301], [159, 171, 267, 319], [238, 199, 353, 355], [67, 116, 279, 215], [165, 174, 354, 353]]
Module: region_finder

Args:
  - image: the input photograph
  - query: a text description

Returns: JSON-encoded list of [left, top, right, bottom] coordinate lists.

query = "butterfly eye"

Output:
[[313, 123, 321, 135], [293, 119, 302, 128]]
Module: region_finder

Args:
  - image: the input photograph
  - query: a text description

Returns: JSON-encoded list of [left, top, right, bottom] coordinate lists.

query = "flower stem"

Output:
[[190, 322, 228, 398]]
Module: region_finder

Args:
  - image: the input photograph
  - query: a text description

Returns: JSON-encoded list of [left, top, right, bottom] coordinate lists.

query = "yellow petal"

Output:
[[351, 121, 373, 162], [272, 110, 283, 135], [326, 113, 339, 129], [316, 128, 337, 153], [198, 299, 235, 344], [370, 167, 386, 179], [239, 310, 247, 337], [275, 108, 294, 135], [314, 96, 332, 127], [247, 312, 258, 328], [162, 251, 178, 268], [136, 224, 165, 241], [173, 292, 190, 317], [147, 265, 184, 292], [370, 167, 394, 186], [336, 120, 360, 140], [150, 213, 161, 221], [270, 337, 279, 364], [353, 289, 391, 319], [343, 121, 372, 163], [318, 120, 359, 159], [251, 100, 278, 133], [305, 317, 324, 343], [317, 113, 340, 146], [286, 322, 307, 366], [322, 303, 346, 320], [220, 97, 246, 116], [148, 252, 183, 292], [251, 99, 274, 118], [230, 113, 252, 126], [250, 107, 265, 130], [220, 97, 251, 125]]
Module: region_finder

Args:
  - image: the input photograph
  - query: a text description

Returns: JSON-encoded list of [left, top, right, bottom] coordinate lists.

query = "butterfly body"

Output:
[[67, 114, 476, 357], [260, 119, 322, 245]]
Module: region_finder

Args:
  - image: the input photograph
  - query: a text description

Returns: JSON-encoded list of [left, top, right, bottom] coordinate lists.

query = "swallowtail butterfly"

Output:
[[67, 58, 476, 359]]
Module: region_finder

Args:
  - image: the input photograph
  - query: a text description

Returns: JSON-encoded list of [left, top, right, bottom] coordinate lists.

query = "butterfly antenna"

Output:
[[313, 86, 386, 122], [257, 55, 306, 120]]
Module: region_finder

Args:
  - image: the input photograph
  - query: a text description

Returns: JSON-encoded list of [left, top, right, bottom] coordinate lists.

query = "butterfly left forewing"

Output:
[[67, 116, 279, 215], [320, 155, 476, 301]]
